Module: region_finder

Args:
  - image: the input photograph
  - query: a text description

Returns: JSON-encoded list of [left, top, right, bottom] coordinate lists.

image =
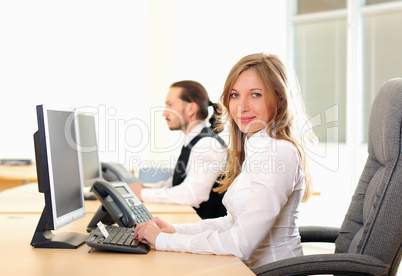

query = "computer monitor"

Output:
[[76, 112, 103, 188], [31, 104, 87, 249]]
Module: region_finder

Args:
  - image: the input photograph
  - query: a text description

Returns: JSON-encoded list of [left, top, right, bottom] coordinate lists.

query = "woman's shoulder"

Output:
[[273, 138, 298, 151], [249, 136, 299, 162], [270, 139, 298, 158]]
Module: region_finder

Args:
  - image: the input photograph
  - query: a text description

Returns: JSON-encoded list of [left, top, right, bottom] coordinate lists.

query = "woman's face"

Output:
[[229, 69, 273, 137]]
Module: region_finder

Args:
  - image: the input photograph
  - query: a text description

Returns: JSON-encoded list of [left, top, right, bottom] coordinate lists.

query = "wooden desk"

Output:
[[0, 183, 196, 215], [0, 213, 253, 276], [0, 165, 37, 191]]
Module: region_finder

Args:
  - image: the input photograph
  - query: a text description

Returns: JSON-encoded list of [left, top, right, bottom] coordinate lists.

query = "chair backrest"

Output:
[[335, 78, 402, 275]]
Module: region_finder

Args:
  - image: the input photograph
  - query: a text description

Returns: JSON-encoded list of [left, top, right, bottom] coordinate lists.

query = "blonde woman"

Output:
[[134, 53, 316, 269]]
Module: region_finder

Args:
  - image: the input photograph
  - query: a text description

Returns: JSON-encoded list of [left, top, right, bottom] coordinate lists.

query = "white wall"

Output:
[[0, 1, 148, 165], [0, 0, 287, 172], [146, 0, 288, 168]]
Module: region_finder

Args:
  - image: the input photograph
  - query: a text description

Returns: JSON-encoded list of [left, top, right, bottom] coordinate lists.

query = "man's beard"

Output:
[[166, 119, 186, 131]]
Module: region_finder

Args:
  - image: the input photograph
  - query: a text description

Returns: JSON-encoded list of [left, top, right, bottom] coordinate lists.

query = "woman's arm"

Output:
[[154, 143, 301, 260]]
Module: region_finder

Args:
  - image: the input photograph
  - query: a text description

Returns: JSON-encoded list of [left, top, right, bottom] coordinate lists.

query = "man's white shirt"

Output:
[[141, 122, 227, 208]]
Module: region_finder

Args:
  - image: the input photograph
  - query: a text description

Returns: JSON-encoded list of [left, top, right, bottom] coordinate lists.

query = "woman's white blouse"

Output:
[[155, 130, 305, 268]]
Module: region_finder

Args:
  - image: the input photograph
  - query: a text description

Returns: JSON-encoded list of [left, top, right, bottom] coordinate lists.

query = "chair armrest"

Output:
[[299, 226, 339, 243], [252, 253, 388, 276]]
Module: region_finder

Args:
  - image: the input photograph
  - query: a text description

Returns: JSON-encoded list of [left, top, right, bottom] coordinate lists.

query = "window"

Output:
[[361, 7, 402, 140], [293, 14, 347, 143], [290, 0, 402, 144], [289, 0, 402, 200], [297, 0, 346, 14]]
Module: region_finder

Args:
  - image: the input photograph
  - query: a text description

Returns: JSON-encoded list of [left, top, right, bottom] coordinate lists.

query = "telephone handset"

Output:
[[88, 180, 136, 231], [101, 162, 141, 184], [87, 180, 153, 232]]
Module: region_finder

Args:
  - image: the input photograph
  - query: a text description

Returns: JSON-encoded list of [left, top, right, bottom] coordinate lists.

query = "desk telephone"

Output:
[[85, 180, 153, 253], [101, 162, 141, 184], [84, 162, 140, 201], [87, 180, 152, 231]]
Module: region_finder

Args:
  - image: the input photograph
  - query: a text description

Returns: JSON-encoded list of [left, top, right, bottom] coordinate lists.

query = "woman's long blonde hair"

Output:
[[214, 53, 316, 202]]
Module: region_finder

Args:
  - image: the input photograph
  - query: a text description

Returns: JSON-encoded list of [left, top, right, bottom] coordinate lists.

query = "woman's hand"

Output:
[[152, 217, 175, 234], [134, 220, 160, 245], [134, 217, 175, 246]]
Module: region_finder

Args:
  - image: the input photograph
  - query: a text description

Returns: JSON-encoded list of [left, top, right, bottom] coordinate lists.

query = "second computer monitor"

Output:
[[76, 112, 103, 187]]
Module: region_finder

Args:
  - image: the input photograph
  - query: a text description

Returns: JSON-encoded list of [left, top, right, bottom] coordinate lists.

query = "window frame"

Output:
[[287, 0, 402, 192]]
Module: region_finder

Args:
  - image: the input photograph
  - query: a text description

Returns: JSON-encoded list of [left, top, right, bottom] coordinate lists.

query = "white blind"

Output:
[[294, 18, 347, 143], [362, 8, 402, 142]]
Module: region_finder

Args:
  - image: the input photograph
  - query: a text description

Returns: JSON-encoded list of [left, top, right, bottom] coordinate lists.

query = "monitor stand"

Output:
[[30, 207, 87, 249]]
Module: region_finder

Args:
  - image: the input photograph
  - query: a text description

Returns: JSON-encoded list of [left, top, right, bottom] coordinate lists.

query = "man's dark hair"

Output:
[[171, 80, 222, 133]]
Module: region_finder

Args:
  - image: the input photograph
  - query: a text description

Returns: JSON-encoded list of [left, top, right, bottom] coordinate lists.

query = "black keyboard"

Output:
[[131, 204, 153, 224], [86, 225, 150, 254]]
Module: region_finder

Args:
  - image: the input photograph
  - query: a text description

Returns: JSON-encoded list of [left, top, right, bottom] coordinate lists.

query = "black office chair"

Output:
[[253, 78, 402, 276]]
